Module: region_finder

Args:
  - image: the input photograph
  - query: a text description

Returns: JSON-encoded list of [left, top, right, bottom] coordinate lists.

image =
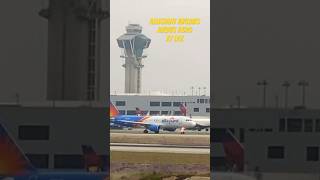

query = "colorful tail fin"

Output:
[[135, 107, 143, 115], [222, 129, 244, 171], [179, 103, 187, 116], [110, 102, 119, 118], [0, 122, 35, 176], [82, 145, 102, 171]]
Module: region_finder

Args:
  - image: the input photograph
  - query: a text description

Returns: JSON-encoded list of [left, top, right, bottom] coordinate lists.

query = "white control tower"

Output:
[[117, 24, 151, 93]]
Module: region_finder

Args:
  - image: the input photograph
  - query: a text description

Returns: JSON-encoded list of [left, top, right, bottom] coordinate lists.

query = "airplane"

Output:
[[179, 103, 210, 131], [110, 102, 197, 134], [0, 122, 108, 180]]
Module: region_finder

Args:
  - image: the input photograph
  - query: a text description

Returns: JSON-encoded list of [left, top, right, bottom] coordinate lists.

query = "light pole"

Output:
[[203, 87, 207, 96], [282, 81, 290, 109], [275, 94, 279, 108], [257, 80, 268, 108], [298, 80, 309, 107], [15, 93, 20, 105], [198, 87, 201, 96], [191, 86, 194, 96], [236, 96, 241, 108]]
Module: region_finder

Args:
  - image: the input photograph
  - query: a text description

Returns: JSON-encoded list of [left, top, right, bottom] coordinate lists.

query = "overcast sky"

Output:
[[3, 1, 320, 109], [213, 0, 320, 108], [110, 0, 210, 96]]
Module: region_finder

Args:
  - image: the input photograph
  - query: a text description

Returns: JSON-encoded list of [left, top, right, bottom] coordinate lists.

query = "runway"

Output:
[[110, 128, 210, 135], [110, 143, 210, 154]]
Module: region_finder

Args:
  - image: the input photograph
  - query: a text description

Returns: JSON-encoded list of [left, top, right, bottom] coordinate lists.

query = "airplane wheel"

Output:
[[143, 129, 148, 133], [198, 129, 201, 131], [206, 128, 209, 131]]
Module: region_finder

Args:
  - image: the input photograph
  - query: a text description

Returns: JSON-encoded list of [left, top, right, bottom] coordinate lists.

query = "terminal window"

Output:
[[173, 102, 182, 107], [26, 154, 49, 168], [306, 146, 319, 161], [206, 108, 210, 113], [268, 146, 285, 159], [304, 119, 313, 132], [126, 110, 136, 115], [161, 111, 169, 115], [194, 108, 199, 112], [115, 101, 126, 106], [150, 101, 160, 106], [174, 111, 182, 115], [54, 155, 83, 169], [316, 119, 320, 132], [212, 128, 235, 143], [287, 118, 302, 132], [18, 125, 49, 140], [150, 111, 160, 115], [161, 102, 172, 106], [279, 118, 286, 132]]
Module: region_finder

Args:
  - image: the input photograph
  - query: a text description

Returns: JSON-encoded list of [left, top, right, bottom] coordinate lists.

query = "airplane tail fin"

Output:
[[222, 129, 244, 171], [135, 107, 142, 115], [110, 102, 119, 118], [82, 145, 102, 171], [0, 121, 35, 176], [179, 103, 187, 116]]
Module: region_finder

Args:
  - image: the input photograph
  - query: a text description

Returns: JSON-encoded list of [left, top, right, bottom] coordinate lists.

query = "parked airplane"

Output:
[[110, 102, 197, 133], [0, 122, 108, 180]]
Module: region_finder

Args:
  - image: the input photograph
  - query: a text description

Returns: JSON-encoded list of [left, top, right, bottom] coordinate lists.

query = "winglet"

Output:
[[0, 121, 36, 176]]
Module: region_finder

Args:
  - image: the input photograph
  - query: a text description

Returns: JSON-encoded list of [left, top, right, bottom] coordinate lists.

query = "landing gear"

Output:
[[206, 128, 209, 131], [143, 129, 148, 133], [180, 127, 185, 134]]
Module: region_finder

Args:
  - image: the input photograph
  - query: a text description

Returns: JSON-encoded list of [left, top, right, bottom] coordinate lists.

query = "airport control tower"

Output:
[[117, 24, 151, 93], [39, 0, 109, 101]]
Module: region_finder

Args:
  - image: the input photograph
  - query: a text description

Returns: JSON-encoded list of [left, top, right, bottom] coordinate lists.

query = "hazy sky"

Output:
[[213, 0, 320, 108], [110, 0, 210, 95]]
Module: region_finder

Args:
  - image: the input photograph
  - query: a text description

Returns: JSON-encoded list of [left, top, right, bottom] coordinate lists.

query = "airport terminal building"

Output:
[[110, 93, 211, 117], [0, 102, 108, 170], [213, 107, 320, 173]]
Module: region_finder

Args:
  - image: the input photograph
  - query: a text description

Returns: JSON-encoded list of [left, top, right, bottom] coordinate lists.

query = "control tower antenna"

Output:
[[117, 24, 151, 93]]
